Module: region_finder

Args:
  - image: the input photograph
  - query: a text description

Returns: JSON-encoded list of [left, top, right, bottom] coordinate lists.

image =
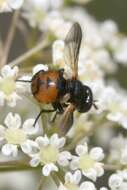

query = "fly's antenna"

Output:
[[93, 100, 98, 110], [16, 79, 32, 83]]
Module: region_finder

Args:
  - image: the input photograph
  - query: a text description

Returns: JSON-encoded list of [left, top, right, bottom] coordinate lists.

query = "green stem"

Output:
[[65, 131, 90, 151], [104, 164, 125, 171], [1, 10, 20, 67], [56, 168, 65, 183], [37, 176, 46, 190], [51, 173, 60, 187], [0, 160, 40, 172]]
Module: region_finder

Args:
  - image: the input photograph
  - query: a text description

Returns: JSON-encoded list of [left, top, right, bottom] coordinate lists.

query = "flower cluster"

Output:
[[71, 143, 104, 181], [0, 112, 38, 157], [0, 0, 127, 189], [22, 134, 71, 176], [108, 135, 127, 165]]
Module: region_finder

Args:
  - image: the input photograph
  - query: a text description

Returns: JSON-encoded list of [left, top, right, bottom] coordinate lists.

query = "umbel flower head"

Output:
[[71, 142, 105, 181], [0, 65, 21, 107], [0, 112, 38, 157], [58, 170, 96, 190], [22, 133, 71, 176]]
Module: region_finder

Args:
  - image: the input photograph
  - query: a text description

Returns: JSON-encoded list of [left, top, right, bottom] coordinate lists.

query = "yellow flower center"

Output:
[[39, 145, 59, 164], [65, 183, 79, 190], [5, 128, 27, 145], [0, 78, 16, 95], [79, 154, 95, 171]]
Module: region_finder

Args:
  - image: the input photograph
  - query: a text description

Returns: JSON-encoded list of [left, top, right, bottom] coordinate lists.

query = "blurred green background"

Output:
[[86, 0, 127, 33]]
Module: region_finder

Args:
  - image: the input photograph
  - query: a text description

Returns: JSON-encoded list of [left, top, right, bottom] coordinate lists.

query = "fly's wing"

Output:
[[64, 22, 82, 79], [59, 104, 75, 136]]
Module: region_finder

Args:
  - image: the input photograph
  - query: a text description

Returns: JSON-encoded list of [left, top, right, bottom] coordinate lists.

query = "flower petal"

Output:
[[70, 156, 79, 170], [57, 137, 66, 149], [7, 92, 21, 107], [73, 170, 81, 185], [23, 119, 39, 135], [21, 140, 39, 155], [50, 133, 65, 146], [65, 172, 73, 184], [30, 157, 40, 167], [1, 65, 12, 78], [109, 174, 123, 189], [50, 133, 59, 147], [36, 135, 49, 147], [100, 187, 109, 190], [83, 168, 97, 181], [90, 147, 104, 161], [76, 143, 88, 156], [58, 151, 71, 167], [80, 181, 96, 190], [42, 163, 58, 176], [4, 112, 21, 129], [94, 163, 104, 177], [2, 144, 18, 157]]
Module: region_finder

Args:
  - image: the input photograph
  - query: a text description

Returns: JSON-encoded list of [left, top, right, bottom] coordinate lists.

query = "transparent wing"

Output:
[[59, 104, 75, 136], [64, 22, 82, 79]]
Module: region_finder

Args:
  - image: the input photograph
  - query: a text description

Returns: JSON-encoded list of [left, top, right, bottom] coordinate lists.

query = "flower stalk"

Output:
[[1, 10, 20, 67]]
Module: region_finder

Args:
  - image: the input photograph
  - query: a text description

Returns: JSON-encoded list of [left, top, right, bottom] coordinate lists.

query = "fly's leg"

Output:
[[33, 108, 56, 127], [51, 102, 64, 122]]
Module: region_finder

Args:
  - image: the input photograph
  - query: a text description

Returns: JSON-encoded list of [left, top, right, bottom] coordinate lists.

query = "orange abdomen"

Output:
[[31, 70, 60, 103]]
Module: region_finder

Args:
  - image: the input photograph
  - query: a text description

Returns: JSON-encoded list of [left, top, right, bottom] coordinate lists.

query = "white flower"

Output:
[[97, 85, 127, 129], [71, 142, 104, 181], [108, 171, 127, 190], [58, 170, 96, 190], [22, 133, 71, 176], [114, 38, 127, 64], [52, 40, 65, 67], [0, 0, 24, 12], [0, 65, 21, 107], [108, 135, 127, 165], [0, 112, 38, 157], [100, 20, 118, 44], [22, 0, 63, 29], [109, 174, 123, 189]]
